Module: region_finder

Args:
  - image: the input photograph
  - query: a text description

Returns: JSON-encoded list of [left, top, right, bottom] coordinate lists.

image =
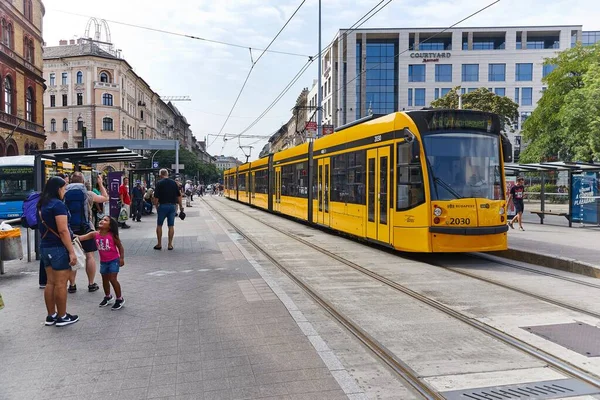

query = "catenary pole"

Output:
[[317, 0, 323, 138]]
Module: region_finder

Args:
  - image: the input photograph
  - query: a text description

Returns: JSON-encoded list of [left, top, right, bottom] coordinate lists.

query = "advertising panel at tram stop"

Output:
[[571, 172, 599, 224]]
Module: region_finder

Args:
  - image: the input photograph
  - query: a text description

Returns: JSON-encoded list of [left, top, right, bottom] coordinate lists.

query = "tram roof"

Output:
[[34, 147, 145, 165], [505, 161, 600, 173]]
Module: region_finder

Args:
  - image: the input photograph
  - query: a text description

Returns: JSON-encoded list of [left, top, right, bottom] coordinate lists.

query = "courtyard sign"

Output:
[[409, 52, 451, 63]]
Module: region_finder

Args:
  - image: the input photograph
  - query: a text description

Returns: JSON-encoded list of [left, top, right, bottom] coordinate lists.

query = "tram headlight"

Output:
[[433, 207, 443, 217], [499, 207, 505, 215]]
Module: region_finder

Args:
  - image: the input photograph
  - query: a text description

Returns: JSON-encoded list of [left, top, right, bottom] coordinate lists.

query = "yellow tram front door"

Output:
[[316, 158, 330, 225], [274, 167, 281, 212], [366, 147, 391, 244]]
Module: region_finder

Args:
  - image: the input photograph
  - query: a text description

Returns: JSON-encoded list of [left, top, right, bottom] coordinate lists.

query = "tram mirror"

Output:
[[501, 134, 513, 163], [403, 129, 416, 143]]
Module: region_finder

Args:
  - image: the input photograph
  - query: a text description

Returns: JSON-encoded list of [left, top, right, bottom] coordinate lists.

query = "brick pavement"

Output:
[[0, 198, 349, 400]]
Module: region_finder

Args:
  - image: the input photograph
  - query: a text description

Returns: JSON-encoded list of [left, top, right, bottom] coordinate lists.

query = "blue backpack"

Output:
[[21, 191, 41, 229], [64, 187, 89, 234]]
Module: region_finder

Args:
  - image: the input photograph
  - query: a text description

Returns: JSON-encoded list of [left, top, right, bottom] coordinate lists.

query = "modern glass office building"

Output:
[[320, 25, 596, 160]]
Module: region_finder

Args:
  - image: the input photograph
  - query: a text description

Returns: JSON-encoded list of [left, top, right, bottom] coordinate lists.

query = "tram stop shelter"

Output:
[[505, 161, 600, 227]]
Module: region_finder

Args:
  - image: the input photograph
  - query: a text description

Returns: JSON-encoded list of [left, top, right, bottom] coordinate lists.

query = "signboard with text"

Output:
[[571, 173, 599, 224]]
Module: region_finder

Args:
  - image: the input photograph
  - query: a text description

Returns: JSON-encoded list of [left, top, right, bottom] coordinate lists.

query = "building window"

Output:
[[99, 72, 110, 83], [494, 88, 505, 96], [526, 32, 560, 49], [102, 93, 113, 106], [408, 88, 413, 106], [140, 110, 144, 120], [63, 142, 69, 149], [441, 88, 451, 97], [434, 88, 439, 100], [521, 87, 533, 106], [26, 87, 34, 122], [408, 64, 426, 82], [24, 37, 34, 62], [62, 118, 68, 132], [2, 21, 13, 49], [4, 76, 12, 114], [488, 64, 506, 81], [542, 64, 557, 78], [472, 33, 506, 50], [514, 88, 520, 105], [62, 94, 67, 106], [461, 64, 479, 82], [77, 93, 83, 105], [435, 64, 452, 82], [24, 0, 33, 21], [61, 72, 67, 85], [516, 63, 533, 81], [76, 71, 83, 84], [414, 89, 425, 106], [355, 42, 361, 119], [51, 142, 56, 150], [50, 95, 55, 107], [521, 112, 532, 128], [102, 117, 113, 131], [365, 39, 398, 115], [516, 31, 522, 49], [77, 119, 83, 131], [582, 31, 600, 46], [49, 73, 55, 86], [50, 119, 56, 132]]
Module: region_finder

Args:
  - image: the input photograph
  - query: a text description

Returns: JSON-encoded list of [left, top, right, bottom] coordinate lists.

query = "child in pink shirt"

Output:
[[79, 216, 125, 310]]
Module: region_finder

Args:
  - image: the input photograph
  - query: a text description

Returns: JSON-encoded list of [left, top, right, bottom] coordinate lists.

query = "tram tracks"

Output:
[[204, 198, 600, 395]]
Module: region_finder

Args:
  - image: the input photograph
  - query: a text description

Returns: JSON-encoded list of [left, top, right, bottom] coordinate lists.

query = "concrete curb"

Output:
[[491, 248, 600, 279]]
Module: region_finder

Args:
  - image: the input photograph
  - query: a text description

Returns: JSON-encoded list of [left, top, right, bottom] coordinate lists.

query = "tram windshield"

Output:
[[423, 132, 502, 200], [0, 166, 35, 201]]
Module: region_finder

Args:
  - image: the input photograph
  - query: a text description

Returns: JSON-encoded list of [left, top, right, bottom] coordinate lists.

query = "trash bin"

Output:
[[0, 228, 23, 261]]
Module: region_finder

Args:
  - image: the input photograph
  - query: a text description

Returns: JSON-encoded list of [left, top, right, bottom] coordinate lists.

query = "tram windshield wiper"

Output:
[[434, 177, 463, 199]]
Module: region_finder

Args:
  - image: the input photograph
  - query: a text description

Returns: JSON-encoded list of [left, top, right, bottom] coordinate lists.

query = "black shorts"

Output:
[[73, 229, 98, 253], [514, 202, 524, 214]]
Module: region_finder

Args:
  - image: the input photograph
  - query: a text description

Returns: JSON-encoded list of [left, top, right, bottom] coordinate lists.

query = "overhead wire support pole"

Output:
[[317, 0, 323, 138]]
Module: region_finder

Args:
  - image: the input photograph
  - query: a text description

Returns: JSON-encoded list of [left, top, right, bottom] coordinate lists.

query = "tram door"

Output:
[[274, 167, 281, 212], [366, 147, 390, 243], [317, 158, 330, 225]]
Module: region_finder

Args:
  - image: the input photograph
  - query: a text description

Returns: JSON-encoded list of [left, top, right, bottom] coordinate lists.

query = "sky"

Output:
[[43, 0, 599, 161]]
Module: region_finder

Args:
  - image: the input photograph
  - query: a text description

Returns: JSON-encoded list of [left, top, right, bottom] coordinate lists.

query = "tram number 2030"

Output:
[[447, 217, 471, 225]]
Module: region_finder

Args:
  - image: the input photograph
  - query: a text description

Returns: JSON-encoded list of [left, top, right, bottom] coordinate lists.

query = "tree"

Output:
[[430, 87, 519, 134], [141, 147, 221, 183], [520, 43, 600, 162]]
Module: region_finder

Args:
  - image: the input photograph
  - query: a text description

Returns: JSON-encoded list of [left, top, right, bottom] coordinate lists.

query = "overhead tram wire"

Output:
[[208, 0, 308, 149], [50, 9, 312, 58], [334, 0, 501, 98], [231, 0, 393, 145]]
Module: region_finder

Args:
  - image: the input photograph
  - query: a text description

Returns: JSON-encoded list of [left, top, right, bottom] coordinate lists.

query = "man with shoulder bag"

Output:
[[64, 172, 108, 293]]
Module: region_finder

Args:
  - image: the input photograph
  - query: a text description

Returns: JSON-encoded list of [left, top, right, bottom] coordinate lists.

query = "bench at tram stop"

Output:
[[530, 210, 570, 224]]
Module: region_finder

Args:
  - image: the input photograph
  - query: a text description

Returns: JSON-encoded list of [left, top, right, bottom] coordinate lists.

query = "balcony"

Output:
[[0, 111, 44, 135], [94, 81, 120, 91], [0, 42, 42, 76]]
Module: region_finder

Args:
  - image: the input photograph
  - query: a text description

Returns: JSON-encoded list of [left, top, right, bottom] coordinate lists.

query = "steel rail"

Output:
[[207, 197, 600, 390], [203, 198, 443, 400]]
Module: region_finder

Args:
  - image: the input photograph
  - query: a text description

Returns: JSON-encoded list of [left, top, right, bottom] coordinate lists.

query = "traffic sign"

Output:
[[323, 125, 334, 135], [152, 161, 159, 169], [171, 164, 185, 170]]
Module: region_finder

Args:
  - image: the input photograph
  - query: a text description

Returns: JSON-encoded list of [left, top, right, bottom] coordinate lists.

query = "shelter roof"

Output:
[[34, 147, 145, 164]]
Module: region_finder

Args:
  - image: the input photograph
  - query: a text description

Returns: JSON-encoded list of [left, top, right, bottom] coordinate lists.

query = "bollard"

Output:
[[26, 227, 31, 262]]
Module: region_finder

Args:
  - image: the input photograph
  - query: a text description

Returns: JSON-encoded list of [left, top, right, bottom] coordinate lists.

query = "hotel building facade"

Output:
[[321, 25, 598, 160]]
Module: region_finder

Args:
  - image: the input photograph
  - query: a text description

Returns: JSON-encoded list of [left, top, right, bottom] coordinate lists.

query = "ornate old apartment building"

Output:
[[0, 0, 45, 156], [43, 38, 194, 151]]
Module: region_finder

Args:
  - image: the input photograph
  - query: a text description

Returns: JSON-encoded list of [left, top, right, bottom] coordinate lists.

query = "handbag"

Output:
[[39, 212, 85, 271], [118, 205, 129, 222], [0, 292, 4, 310]]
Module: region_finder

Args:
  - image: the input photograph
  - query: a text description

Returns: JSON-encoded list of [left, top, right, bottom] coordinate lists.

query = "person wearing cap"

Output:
[[131, 180, 145, 223]]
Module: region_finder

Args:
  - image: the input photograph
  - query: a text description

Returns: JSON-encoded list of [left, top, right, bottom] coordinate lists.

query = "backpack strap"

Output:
[[38, 210, 61, 240]]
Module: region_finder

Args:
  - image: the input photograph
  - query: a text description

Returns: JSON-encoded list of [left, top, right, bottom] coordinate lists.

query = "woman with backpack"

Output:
[[38, 176, 79, 327]]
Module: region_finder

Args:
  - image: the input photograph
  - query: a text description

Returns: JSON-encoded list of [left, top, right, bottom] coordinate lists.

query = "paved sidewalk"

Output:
[[0, 199, 347, 400], [507, 223, 600, 268]]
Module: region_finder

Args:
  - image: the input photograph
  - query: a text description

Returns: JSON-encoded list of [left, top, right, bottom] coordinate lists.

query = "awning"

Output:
[[34, 147, 145, 164], [505, 161, 600, 173]]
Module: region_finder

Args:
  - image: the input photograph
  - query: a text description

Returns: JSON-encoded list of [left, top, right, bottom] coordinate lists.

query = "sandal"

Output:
[[68, 285, 77, 293], [153, 245, 162, 250], [168, 246, 174, 251]]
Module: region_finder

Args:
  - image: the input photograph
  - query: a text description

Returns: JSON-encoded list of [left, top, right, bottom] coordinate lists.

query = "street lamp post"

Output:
[[151, 150, 160, 167]]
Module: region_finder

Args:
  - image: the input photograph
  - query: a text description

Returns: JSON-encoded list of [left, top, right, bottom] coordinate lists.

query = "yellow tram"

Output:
[[224, 109, 512, 253]]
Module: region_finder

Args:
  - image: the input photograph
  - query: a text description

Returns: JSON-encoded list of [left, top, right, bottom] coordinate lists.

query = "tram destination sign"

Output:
[[424, 110, 497, 133]]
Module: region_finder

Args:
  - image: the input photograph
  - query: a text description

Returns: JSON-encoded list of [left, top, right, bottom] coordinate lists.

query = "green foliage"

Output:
[[520, 43, 600, 163], [525, 184, 567, 203], [141, 147, 221, 184], [430, 86, 519, 133]]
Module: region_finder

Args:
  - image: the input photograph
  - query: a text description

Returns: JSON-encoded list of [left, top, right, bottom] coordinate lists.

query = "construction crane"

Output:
[[161, 96, 191, 101]]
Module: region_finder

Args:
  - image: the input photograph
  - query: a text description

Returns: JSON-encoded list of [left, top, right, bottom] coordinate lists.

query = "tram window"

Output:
[[331, 151, 366, 205], [332, 154, 347, 202], [238, 173, 247, 191], [254, 169, 268, 194], [280, 162, 307, 198], [397, 142, 425, 210]]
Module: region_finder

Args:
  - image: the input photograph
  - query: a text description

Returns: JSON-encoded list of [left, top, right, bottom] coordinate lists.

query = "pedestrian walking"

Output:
[[38, 176, 79, 327], [118, 177, 131, 229], [508, 176, 526, 231], [64, 172, 108, 293], [78, 216, 126, 310], [131, 180, 144, 222], [153, 169, 183, 251]]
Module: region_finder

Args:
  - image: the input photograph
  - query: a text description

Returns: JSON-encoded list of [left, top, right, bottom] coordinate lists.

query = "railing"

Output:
[[0, 110, 44, 134], [94, 81, 120, 90]]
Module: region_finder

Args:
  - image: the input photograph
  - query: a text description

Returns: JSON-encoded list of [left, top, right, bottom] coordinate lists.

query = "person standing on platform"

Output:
[[508, 176, 526, 231], [131, 180, 144, 222], [118, 177, 131, 229], [153, 169, 183, 251]]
